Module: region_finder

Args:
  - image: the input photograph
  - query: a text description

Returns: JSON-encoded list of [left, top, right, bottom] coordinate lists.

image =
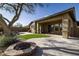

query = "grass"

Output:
[[18, 34, 49, 40]]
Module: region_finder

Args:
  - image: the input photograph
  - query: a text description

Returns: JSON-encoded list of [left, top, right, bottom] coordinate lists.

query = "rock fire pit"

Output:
[[4, 42, 37, 56]]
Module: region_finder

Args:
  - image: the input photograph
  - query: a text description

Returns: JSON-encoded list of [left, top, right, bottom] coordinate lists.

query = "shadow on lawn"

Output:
[[43, 39, 79, 56], [69, 37, 79, 40], [41, 47, 79, 56], [32, 46, 79, 56], [32, 46, 55, 56], [32, 37, 79, 56], [33, 39, 79, 56], [32, 46, 43, 56]]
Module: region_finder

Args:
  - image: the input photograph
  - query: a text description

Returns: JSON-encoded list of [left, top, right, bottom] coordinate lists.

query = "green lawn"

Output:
[[18, 34, 49, 40]]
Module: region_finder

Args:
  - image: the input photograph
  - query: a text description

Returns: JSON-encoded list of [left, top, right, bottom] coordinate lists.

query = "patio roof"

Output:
[[33, 7, 76, 23]]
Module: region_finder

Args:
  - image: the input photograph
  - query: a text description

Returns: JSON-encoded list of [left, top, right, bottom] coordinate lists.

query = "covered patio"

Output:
[[30, 8, 77, 38], [35, 8, 76, 38], [38, 18, 62, 35]]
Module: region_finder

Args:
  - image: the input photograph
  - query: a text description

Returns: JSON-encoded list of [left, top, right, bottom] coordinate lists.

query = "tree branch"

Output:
[[5, 3, 17, 11], [0, 14, 8, 26], [3, 17, 10, 23], [9, 4, 23, 27]]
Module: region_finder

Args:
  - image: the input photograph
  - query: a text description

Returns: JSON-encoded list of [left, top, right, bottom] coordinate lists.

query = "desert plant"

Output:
[[0, 35, 17, 47]]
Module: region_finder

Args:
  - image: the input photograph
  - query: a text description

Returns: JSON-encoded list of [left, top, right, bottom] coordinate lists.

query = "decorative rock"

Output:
[[4, 42, 37, 56]]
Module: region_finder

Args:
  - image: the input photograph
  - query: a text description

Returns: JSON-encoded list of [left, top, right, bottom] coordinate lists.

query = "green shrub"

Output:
[[0, 35, 17, 47]]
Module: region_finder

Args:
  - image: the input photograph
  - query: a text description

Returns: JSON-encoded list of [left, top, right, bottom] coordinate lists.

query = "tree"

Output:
[[0, 3, 44, 47], [0, 3, 44, 36]]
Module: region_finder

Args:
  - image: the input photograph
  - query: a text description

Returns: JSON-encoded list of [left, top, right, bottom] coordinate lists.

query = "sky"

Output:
[[0, 3, 79, 26]]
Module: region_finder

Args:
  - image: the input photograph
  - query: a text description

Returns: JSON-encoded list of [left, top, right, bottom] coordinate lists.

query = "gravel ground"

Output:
[[25, 35, 79, 56]]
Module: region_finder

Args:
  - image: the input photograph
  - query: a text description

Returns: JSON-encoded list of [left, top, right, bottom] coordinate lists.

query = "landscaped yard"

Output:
[[18, 34, 49, 40]]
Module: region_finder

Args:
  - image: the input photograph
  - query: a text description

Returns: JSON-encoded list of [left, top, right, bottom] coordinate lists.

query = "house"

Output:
[[29, 7, 79, 38]]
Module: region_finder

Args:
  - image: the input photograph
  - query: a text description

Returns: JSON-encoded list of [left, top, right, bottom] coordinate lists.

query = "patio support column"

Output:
[[45, 25, 48, 33], [39, 24, 42, 34], [62, 14, 69, 38], [37, 23, 40, 33], [59, 24, 61, 34], [53, 25, 55, 33], [62, 18, 69, 38], [58, 24, 60, 34], [35, 22, 37, 33]]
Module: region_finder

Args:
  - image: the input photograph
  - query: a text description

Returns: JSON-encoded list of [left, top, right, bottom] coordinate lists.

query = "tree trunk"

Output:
[[0, 17, 12, 36]]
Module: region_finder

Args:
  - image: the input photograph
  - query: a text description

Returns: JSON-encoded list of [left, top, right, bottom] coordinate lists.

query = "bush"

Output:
[[0, 35, 17, 47]]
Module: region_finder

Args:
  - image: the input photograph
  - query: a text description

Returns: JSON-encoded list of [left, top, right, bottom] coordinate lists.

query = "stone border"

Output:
[[4, 42, 37, 56]]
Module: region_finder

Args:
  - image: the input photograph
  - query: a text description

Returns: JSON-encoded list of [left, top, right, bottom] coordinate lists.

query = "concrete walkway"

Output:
[[19, 32, 33, 35], [26, 35, 79, 56]]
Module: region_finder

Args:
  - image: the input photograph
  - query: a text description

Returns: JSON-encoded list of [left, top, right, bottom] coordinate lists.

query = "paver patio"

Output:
[[25, 34, 79, 56]]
